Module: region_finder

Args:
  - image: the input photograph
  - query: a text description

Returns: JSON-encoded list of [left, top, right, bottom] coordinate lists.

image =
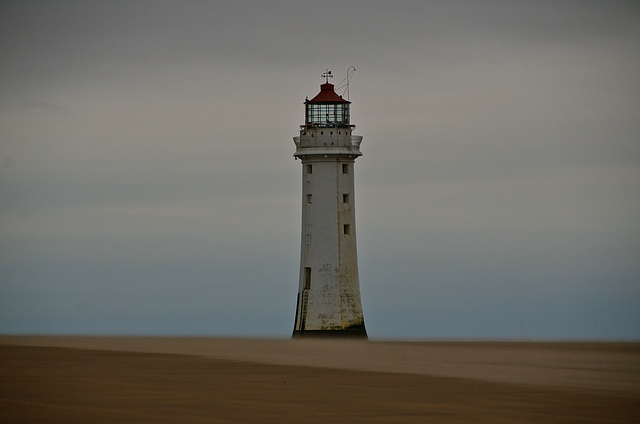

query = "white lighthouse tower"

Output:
[[292, 70, 367, 338]]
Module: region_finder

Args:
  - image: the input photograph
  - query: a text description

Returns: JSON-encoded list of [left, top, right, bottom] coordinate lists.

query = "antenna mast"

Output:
[[335, 67, 356, 100], [346, 66, 356, 101]]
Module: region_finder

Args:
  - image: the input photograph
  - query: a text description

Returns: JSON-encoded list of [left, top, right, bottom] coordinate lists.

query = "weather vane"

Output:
[[322, 69, 333, 83]]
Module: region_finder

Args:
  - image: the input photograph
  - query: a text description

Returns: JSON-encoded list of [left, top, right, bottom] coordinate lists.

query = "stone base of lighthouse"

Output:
[[292, 328, 367, 339]]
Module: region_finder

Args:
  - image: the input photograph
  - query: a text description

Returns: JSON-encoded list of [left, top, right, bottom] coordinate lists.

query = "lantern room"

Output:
[[304, 82, 351, 128]]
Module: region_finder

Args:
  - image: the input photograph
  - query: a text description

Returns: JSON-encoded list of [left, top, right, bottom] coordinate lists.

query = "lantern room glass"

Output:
[[305, 103, 350, 126]]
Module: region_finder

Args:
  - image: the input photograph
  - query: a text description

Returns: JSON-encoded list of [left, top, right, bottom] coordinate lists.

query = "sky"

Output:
[[1, 0, 639, 340]]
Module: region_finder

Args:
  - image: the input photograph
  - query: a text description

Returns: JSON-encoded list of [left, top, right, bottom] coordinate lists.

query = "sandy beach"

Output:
[[1, 337, 639, 423]]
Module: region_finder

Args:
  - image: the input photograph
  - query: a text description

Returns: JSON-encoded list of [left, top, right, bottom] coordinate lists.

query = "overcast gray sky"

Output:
[[1, 1, 639, 339]]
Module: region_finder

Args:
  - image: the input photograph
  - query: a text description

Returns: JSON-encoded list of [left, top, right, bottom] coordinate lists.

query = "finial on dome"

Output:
[[322, 69, 333, 83]]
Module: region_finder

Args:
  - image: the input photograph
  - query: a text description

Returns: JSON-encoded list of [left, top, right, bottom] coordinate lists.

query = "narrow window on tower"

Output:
[[307, 164, 312, 174], [304, 267, 311, 290], [343, 224, 350, 235], [342, 193, 349, 203], [307, 194, 312, 204], [342, 164, 349, 174]]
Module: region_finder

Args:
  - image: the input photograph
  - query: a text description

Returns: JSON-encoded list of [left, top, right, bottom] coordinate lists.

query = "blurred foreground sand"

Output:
[[1, 337, 639, 423]]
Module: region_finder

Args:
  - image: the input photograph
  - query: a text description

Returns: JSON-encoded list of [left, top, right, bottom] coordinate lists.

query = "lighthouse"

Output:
[[292, 70, 367, 339]]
